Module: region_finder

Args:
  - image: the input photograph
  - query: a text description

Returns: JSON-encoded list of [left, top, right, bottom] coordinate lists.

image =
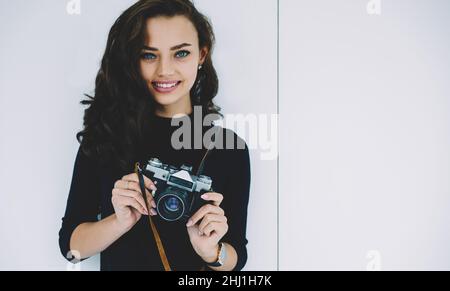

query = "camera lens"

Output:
[[156, 190, 186, 222], [164, 197, 180, 212]]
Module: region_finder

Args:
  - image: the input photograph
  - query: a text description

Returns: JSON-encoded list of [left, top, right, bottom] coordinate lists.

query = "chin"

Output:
[[153, 94, 184, 106]]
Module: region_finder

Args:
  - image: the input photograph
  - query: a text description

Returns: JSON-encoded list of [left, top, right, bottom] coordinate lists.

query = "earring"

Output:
[[198, 64, 203, 70]]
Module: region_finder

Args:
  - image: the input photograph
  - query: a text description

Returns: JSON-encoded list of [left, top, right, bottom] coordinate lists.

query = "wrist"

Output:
[[204, 242, 227, 268], [201, 244, 220, 263], [112, 214, 133, 234]]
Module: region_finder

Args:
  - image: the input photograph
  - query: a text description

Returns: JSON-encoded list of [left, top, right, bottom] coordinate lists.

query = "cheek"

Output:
[[139, 62, 155, 81], [180, 64, 199, 87], [186, 73, 198, 89]]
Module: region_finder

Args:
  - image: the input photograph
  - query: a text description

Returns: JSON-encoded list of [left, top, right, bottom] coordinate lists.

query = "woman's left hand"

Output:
[[186, 192, 228, 263]]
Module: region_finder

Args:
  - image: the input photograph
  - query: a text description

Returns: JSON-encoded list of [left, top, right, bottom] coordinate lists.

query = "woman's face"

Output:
[[140, 15, 207, 113]]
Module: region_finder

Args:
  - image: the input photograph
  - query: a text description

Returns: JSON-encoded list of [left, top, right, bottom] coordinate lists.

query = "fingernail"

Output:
[[151, 200, 156, 208], [150, 185, 157, 191], [201, 194, 208, 200], [150, 209, 157, 216], [186, 219, 193, 227], [144, 209, 149, 215]]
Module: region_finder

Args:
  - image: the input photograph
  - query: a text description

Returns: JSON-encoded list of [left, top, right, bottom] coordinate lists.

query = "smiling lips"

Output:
[[152, 80, 182, 93]]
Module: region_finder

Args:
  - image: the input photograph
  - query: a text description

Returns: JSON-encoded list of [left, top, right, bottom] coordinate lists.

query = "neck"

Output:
[[154, 95, 193, 118]]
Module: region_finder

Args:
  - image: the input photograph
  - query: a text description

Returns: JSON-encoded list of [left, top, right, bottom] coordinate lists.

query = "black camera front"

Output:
[[144, 158, 213, 222]]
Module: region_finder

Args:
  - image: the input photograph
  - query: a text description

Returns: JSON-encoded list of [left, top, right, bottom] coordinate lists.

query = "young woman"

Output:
[[59, 0, 250, 271]]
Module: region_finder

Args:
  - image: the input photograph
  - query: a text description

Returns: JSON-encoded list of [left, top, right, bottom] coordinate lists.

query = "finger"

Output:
[[187, 204, 224, 227], [202, 222, 228, 237], [200, 192, 223, 206], [130, 207, 143, 218], [144, 192, 157, 209], [112, 188, 148, 212], [112, 195, 147, 215], [115, 180, 156, 208], [122, 173, 157, 191], [198, 214, 227, 234]]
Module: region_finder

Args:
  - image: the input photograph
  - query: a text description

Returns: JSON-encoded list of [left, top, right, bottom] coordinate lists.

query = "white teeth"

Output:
[[154, 82, 178, 88]]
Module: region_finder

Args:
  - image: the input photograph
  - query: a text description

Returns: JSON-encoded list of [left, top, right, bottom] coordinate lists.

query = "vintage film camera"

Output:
[[142, 158, 213, 222]]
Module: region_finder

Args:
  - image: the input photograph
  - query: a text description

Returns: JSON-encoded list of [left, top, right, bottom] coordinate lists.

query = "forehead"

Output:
[[144, 15, 198, 47]]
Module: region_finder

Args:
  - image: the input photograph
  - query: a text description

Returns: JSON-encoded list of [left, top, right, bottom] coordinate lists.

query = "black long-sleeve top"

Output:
[[58, 112, 251, 271]]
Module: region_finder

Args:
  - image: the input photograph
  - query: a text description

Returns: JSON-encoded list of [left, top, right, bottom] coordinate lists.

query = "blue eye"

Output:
[[176, 50, 190, 58], [141, 53, 156, 60], [141, 50, 190, 60]]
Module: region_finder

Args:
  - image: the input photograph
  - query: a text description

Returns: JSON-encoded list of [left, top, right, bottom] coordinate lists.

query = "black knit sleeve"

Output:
[[58, 146, 101, 262], [220, 133, 251, 271]]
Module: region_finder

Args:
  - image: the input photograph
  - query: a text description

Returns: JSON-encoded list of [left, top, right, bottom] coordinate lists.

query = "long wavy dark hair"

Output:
[[76, 0, 221, 171]]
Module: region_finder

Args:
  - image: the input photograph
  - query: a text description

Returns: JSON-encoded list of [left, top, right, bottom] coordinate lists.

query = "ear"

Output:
[[199, 46, 209, 65]]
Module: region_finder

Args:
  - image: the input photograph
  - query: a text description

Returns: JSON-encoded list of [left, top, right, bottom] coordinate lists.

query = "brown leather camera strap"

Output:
[[196, 125, 220, 176], [148, 213, 172, 271], [135, 162, 171, 271]]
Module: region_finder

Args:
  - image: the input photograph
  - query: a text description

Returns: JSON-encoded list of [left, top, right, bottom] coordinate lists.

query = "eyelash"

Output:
[[141, 50, 191, 60]]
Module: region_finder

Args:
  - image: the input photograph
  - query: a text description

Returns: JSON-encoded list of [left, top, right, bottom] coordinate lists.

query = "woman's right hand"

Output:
[[111, 173, 158, 231]]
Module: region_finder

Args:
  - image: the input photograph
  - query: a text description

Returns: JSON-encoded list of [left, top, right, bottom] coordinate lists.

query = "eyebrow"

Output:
[[142, 43, 192, 51]]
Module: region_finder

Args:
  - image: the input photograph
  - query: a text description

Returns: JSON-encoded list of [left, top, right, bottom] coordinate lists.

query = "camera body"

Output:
[[143, 158, 213, 222]]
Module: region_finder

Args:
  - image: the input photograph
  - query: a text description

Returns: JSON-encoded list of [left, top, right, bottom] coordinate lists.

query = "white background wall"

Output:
[[1, 0, 450, 271], [280, 0, 450, 270], [0, 0, 277, 270]]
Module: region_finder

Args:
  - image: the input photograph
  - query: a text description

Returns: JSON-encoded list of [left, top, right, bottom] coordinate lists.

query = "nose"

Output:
[[157, 55, 175, 77]]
